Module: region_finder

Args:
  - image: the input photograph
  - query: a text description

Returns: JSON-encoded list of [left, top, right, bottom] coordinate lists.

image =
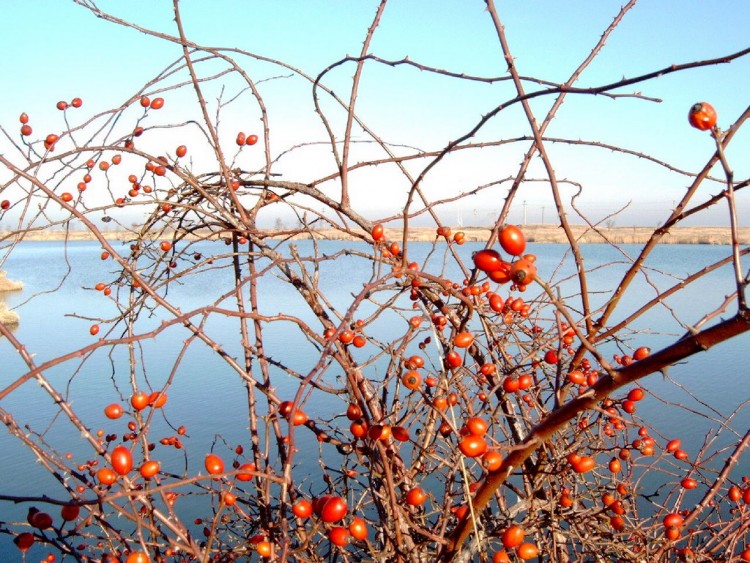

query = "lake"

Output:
[[1, 239, 748, 559]]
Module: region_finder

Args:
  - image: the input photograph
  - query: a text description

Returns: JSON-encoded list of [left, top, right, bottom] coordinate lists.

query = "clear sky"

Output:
[[0, 1, 748, 228]]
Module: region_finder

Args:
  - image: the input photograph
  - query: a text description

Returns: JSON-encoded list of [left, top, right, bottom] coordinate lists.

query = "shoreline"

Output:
[[1, 225, 748, 245]]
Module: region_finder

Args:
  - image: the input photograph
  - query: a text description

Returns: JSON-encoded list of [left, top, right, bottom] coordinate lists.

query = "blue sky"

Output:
[[1, 1, 748, 227]]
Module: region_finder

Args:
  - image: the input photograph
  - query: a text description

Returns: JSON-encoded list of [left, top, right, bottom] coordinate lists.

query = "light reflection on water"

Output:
[[0, 239, 748, 557]]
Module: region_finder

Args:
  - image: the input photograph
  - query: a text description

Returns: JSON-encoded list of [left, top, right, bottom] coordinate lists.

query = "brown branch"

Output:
[[442, 311, 750, 559]]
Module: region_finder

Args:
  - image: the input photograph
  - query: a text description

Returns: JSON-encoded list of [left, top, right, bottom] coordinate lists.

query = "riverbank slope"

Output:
[[2, 225, 748, 245]]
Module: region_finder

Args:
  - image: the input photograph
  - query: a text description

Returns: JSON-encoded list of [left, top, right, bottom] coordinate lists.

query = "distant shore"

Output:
[[2, 225, 749, 245]]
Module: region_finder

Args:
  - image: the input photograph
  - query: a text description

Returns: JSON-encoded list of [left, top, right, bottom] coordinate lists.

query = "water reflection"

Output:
[[0, 241, 748, 558]]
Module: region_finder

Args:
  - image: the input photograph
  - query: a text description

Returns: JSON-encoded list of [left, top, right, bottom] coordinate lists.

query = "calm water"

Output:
[[1, 240, 748, 559]]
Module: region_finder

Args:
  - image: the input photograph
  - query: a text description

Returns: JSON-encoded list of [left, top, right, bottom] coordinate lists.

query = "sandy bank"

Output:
[[1, 225, 748, 245], [298, 225, 750, 245], [0, 303, 19, 326], [0, 272, 22, 326], [0, 271, 23, 292]]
